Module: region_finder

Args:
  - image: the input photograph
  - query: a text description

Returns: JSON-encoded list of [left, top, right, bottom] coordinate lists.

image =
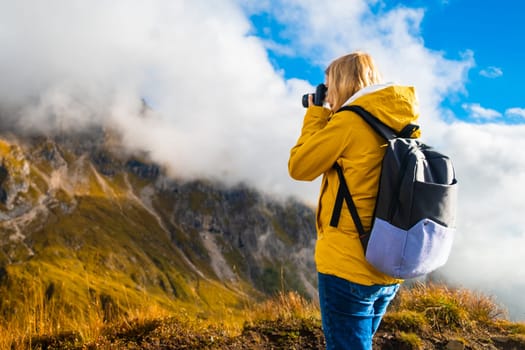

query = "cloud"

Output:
[[0, 0, 313, 199], [241, 0, 474, 133], [506, 107, 525, 119], [0, 0, 473, 199], [462, 103, 502, 120], [1, 0, 525, 320], [438, 122, 525, 320], [480, 66, 503, 78]]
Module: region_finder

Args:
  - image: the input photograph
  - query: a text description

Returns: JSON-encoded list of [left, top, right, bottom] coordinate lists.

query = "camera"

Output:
[[302, 83, 327, 108]]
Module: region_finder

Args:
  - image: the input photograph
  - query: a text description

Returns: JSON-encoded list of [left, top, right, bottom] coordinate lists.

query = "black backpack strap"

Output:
[[330, 162, 371, 253], [337, 105, 419, 140]]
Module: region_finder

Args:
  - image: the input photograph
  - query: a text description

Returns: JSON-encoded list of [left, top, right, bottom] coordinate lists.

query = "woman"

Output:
[[288, 51, 420, 349]]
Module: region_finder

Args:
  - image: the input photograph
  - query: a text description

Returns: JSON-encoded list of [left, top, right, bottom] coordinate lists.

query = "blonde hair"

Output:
[[325, 51, 383, 112]]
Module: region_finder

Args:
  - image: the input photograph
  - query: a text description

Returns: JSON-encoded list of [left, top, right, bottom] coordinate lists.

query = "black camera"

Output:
[[302, 83, 327, 107]]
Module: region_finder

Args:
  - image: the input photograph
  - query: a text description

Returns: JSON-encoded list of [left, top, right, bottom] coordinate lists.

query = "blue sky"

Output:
[[248, 0, 524, 124], [410, 0, 523, 123], [2, 0, 525, 320]]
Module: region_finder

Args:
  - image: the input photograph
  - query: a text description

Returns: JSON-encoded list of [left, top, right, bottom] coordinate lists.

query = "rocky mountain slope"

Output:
[[0, 126, 317, 324], [4, 128, 525, 350]]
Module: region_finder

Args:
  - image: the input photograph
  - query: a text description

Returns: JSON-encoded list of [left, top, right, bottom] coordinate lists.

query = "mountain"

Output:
[[4, 127, 525, 350], [0, 125, 317, 327]]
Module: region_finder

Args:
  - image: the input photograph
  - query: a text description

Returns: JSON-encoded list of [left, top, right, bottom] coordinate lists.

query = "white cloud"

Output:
[[0, 0, 312, 200], [1, 0, 525, 320], [241, 0, 474, 134], [506, 107, 525, 119], [462, 103, 502, 120], [480, 66, 503, 78], [438, 123, 525, 320]]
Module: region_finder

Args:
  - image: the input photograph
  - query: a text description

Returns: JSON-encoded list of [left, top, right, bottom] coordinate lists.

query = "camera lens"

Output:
[[302, 94, 310, 108], [301, 83, 327, 108]]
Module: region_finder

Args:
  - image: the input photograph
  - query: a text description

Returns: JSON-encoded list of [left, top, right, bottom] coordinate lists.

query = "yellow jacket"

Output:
[[289, 84, 420, 286]]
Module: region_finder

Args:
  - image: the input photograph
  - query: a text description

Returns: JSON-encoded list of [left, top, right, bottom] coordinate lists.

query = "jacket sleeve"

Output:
[[288, 107, 353, 181]]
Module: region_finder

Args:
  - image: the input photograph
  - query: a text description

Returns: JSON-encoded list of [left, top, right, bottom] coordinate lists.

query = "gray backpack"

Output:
[[331, 105, 457, 279]]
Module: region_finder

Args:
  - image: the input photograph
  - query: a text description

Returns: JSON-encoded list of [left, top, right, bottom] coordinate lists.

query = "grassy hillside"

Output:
[[3, 135, 524, 349], [0, 134, 317, 348], [5, 283, 525, 349]]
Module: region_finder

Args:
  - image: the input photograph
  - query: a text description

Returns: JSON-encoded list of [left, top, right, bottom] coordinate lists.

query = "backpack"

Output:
[[330, 105, 457, 279]]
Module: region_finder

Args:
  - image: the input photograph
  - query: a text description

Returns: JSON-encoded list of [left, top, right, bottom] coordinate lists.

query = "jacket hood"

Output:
[[343, 83, 420, 136]]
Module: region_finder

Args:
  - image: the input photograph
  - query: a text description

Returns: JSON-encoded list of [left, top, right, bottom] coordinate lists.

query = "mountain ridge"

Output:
[[3, 129, 525, 349], [0, 128, 317, 331]]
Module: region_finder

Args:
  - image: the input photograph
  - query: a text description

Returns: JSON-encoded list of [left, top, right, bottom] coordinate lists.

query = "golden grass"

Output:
[[0, 138, 11, 156], [245, 290, 320, 323], [2, 279, 525, 349], [398, 331, 423, 350], [0, 273, 175, 350], [0, 267, 258, 350], [0, 278, 312, 349], [390, 282, 507, 332]]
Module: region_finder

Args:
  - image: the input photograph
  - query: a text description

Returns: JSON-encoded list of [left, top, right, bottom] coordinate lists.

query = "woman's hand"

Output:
[[308, 93, 314, 107]]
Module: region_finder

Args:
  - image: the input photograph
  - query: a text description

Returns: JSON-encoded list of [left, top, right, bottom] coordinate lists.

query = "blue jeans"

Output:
[[318, 273, 399, 350]]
